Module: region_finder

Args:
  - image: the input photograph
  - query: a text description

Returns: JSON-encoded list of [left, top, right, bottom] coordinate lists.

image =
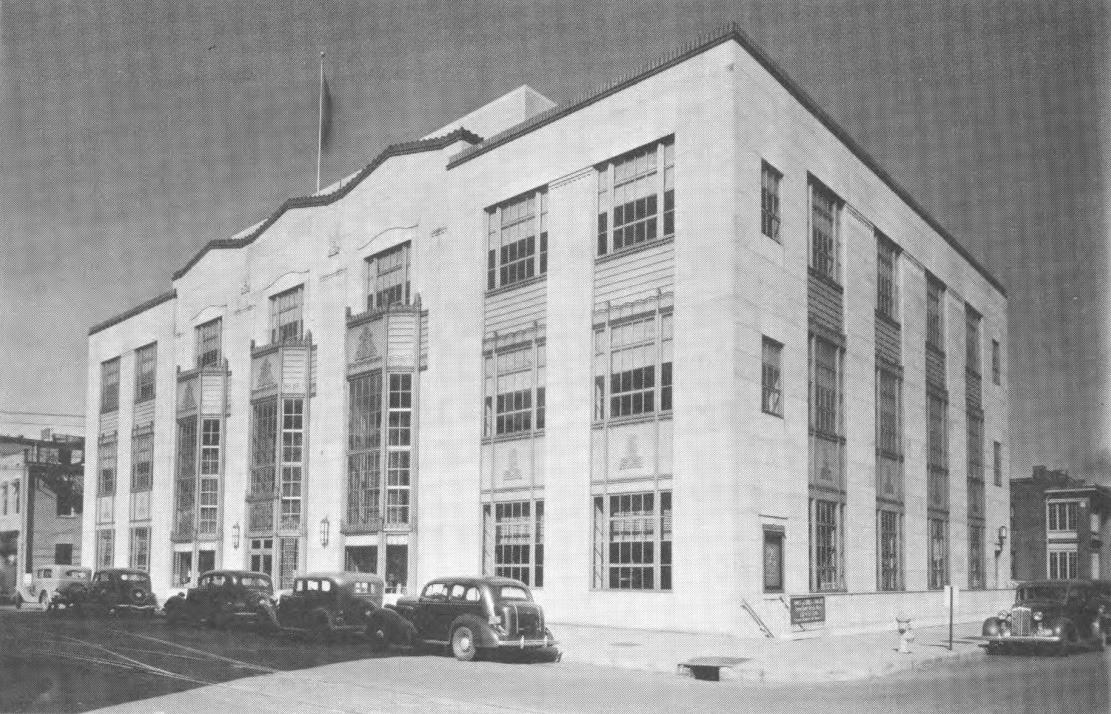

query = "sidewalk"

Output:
[[555, 620, 987, 682]]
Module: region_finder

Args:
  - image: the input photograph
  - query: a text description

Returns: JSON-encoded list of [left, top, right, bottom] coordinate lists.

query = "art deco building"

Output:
[[84, 27, 1009, 636]]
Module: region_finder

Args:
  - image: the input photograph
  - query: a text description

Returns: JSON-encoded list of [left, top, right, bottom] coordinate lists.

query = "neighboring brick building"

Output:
[[0, 433, 84, 600], [1011, 466, 1110, 582], [84, 26, 1008, 636]]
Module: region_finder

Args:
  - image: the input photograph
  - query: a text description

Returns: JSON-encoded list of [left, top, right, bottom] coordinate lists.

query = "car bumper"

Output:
[[983, 635, 1062, 645], [116, 603, 157, 612], [495, 634, 559, 649]]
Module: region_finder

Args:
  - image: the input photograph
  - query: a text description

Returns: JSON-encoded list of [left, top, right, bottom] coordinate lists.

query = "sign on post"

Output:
[[790, 595, 826, 625], [944, 584, 959, 650]]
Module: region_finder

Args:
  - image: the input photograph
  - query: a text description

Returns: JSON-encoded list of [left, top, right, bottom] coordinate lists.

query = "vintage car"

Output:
[[15, 564, 91, 610], [259, 572, 385, 640], [163, 569, 274, 628], [982, 579, 1105, 654], [369, 576, 558, 661], [53, 568, 158, 616]]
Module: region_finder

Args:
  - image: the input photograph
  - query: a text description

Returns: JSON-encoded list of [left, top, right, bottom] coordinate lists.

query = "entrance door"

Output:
[[174, 552, 192, 586], [198, 549, 215, 575], [345, 546, 377, 573], [386, 544, 407, 594]]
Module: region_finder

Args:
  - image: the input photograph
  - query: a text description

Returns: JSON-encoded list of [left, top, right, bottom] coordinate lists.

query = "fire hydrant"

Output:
[[896, 613, 915, 654]]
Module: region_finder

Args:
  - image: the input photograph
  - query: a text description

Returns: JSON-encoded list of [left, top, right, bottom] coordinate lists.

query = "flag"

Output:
[[319, 72, 333, 152]]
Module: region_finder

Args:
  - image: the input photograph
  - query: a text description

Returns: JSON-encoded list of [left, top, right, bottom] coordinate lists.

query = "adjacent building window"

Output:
[[11, 480, 17, 514], [810, 499, 844, 592], [347, 371, 382, 529], [279, 398, 305, 530], [96, 529, 114, 569], [928, 517, 949, 589], [488, 190, 547, 290], [993, 441, 1003, 486], [878, 509, 903, 591], [54, 544, 73, 565], [367, 242, 411, 310], [386, 374, 412, 526], [597, 137, 674, 256], [926, 392, 949, 510], [484, 342, 545, 437], [967, 415, 984, 518], [100, 358, 120, 413], [876, 236, 899, 320], [199, 419, 220, 535], [926, 278, 945, 350], [877, 369, 902, 457], [134, 343, 157, 402], [761, 161, 782, 241], [130, 432, 153, 492], [129, 526, 150, 571], [196, 318, 222, 368], [249, 537, 274, 579], [1047, 501, 1079, 532], [97, 437, 117, 497], [174, 417, 198, 538], [594, 312, 672, 421], [991, 339, 1001, 385], [1, 484, 6, 515], [1048, 547, 1079, 580], [270, 285, 304, 344], [593, 491, 672, 590], [761, 337, 783, 416], [809, 180, 841, 282], [968, 524, 985, 590], [810, 337, 842, 437], [485, 500, 544, 587]]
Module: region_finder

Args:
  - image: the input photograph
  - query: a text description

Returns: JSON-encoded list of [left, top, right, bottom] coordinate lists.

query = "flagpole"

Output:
[[316, 51, 325, 193]]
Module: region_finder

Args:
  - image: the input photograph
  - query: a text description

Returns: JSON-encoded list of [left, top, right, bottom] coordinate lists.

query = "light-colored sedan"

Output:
[[17, 564, 91, 610]]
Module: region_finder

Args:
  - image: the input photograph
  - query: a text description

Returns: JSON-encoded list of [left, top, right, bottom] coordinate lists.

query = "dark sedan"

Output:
[[163, 570, 274, 628], [982, 579, 1105, 654]]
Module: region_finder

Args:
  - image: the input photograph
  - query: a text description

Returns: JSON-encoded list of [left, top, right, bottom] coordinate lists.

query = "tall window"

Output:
[[134, 343, 157, 402], [994, 441, 1003, 486], [175, 417, 197, 537], [1, 484, 7, 515], [199, 419, 220, 535], [270, 286, 304, 344], [347, 371, 382, 528], [878, 509, 902, 591], [762, 337, 783, 416], [11, 481, 17, 514], [96, 529, 114, 569], [130, 432, 153, 492], [763, 528, 784, 593], [196, 318, 222, 368], [877, 369, 902, 457], [809, 181, 841, 282], [1048, 547, 1079, 580], [250, 400, 278, 498], [1047, 501, 1079, 532], [968, 524, 985, 589], [279, 398, 304, 530], [484, 343, 545, 437], [761, 161, 782, 241], [487, 190, 547, 290], [811, 337, 842, 437], [992, 339, 1001, 385], [928, 516, 949, 589], [594, 491, 671, 591], [487, 500, 544, 587], [97, 437, 117, 497], [967, 415, 985, 517], [367, 242, 411, 310], [927, 392, 949, 510], [129, 526, 150, 571], [100, 358, 120, 413], [386, 374, 412, 526], [811, 499, 843, 592], [594, 312, 672, 421], [927, 278, 945, 350], [876, 236, 898, 320], [965, 308, 981, 375], [597, 137, 674, 256]]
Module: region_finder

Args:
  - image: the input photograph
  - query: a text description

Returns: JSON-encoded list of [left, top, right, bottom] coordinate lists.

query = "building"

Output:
[[0, 432, 84, 600], [83, 26, 1009, 636], [1011, 466, 1110, 582]]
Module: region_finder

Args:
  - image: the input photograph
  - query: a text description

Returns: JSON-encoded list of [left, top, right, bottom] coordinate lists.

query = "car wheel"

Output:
[[1091, 622, 1105, 652], [451, 625, 478, 662], [367, 622, 390, 652], [14, 592, 21, 610], [312, 612, 335, 644]]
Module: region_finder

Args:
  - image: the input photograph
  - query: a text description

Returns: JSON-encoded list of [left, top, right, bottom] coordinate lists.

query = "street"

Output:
[[0, 608, 1108, 713]]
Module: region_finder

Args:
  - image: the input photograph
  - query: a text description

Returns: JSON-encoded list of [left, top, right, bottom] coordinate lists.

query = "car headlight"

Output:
[[1033, 611, 1043, 622], [997, 610, 1009, 620]]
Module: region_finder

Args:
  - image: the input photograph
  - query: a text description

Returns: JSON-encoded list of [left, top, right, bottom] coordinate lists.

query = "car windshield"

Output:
[[1018, 584, 1068, 602], [120, 573, 150, 584], [498, 586, 530, 601], [64, 570, 88, 579]]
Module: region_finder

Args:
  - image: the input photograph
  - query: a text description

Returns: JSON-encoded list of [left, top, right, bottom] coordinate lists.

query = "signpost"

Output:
[[790, 595, 826, 626], [943, 584, 959, 650]]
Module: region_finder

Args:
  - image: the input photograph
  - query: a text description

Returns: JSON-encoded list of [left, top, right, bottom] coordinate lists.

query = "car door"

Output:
[[414, 582, 448, 640], [436, 583, 469, 639]]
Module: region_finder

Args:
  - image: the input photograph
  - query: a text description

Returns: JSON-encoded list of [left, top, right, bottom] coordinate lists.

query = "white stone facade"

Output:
[[84, 30, 1009, 636]]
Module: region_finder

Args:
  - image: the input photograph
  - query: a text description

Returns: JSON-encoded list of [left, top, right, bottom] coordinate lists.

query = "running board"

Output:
[[741, 598, 775, 638]]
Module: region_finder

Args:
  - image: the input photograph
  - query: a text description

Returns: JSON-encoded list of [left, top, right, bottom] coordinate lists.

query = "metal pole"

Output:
[[316, 52, 324, 193], [948, 585, 954, 650]]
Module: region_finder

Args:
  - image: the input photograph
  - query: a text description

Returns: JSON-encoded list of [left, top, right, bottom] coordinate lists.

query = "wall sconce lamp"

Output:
[[232, 523, 241, 550], [995, 525, 1008, 553], [320, 516, 330, 547]]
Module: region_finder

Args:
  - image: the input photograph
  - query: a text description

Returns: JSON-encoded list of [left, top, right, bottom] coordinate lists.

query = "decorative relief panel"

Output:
[[177, 377, 198, 415], [252, 351, 281, 398]]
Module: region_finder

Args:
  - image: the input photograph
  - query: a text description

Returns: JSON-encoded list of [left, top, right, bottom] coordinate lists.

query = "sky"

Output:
[[0, 0, 1106, 482]]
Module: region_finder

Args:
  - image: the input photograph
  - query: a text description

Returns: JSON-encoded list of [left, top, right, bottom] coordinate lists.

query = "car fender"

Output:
[[449, 614, 498, 648], [369, 608, 416, 642]]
